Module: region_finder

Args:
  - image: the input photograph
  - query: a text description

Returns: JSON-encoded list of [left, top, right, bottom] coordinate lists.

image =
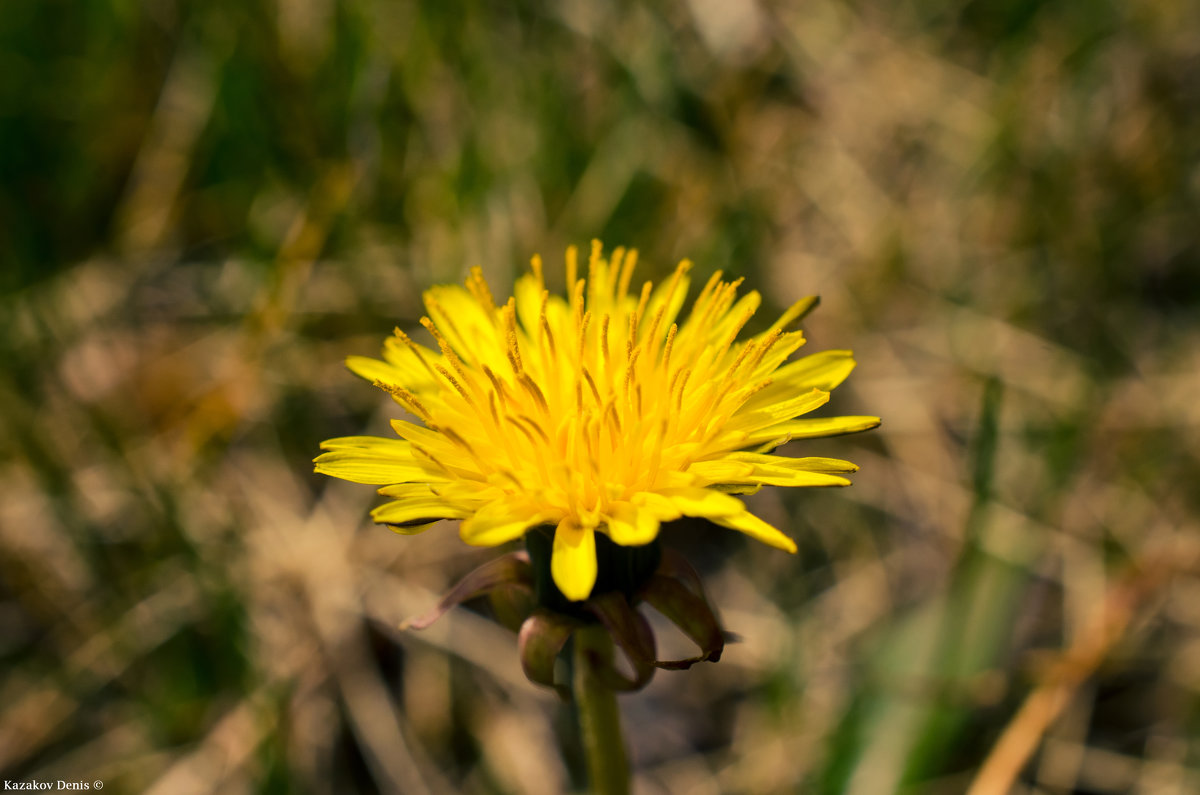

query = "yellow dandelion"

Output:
[[315, 242, 879, 601]]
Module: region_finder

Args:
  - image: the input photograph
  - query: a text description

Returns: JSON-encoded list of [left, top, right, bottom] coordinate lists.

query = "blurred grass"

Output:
[[2, 0, 1200, 792]]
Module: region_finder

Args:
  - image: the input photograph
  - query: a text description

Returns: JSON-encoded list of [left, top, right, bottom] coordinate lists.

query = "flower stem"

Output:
[[574, 624, 630, 795]]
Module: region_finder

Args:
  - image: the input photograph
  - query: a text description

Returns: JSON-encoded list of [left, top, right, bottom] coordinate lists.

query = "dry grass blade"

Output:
[[968, 549, 1186, 795]]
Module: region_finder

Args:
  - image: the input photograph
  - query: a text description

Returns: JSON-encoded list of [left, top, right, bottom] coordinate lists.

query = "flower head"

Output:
[[316, 242, 878, 601]]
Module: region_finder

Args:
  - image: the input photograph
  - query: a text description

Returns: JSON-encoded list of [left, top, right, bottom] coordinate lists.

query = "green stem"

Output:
[[574, 624, 630, 795]]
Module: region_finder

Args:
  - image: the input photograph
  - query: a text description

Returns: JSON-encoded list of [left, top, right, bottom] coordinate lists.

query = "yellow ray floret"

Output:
[[314, 242, 879, 600]]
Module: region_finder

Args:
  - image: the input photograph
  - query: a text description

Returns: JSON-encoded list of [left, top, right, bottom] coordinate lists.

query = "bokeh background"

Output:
[[3, 1, 1199, 792]]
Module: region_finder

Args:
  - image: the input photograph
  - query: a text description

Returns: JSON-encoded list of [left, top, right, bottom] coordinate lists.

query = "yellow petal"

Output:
[[513, 273, 546, 336], [659, 487, 744, 518], [425, 284, 503, 357], [371, 499, 472, 525], [631, 491, 684, 521], [318, 435, 413, 452], [389, 419, 446, 447], [313, 451, 435, 485], [645, 267, 692, 333], [733, 388, 830, 429], [741, 415, 882, 447], [459, 502, 543, 547], [605, 502, 660, 546], [788, 456, 860, 473], [709, 483, 763, 495], [686, 460, 756, 482], [742, 351, 857, 413], [749, 330, 808, 377], [659, 470, 704, 489], [711, 291, 761, 341], [719, 452, 859, 472], [737, 469, 851, 488], [773, 349, 857, 391], [388, 419, 475, 468], [386, 521, 438, 536], [551, 519, 597, 601], [378, 481, 499, 504], [345, 355, 409, 386], [711, 511, 798, 553], [688, 453, 854, 487], [376, 483, 438, 499], [381, 335, 442, 381]]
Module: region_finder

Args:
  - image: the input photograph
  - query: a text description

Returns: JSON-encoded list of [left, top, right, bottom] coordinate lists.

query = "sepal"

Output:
[[518, 609, 578, 700], [582, 593, 657, 691], [401, 551, 532, 630]]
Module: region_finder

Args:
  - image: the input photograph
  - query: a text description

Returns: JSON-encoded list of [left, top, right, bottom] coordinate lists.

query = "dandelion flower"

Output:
[[315, 243, 879, 601]]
